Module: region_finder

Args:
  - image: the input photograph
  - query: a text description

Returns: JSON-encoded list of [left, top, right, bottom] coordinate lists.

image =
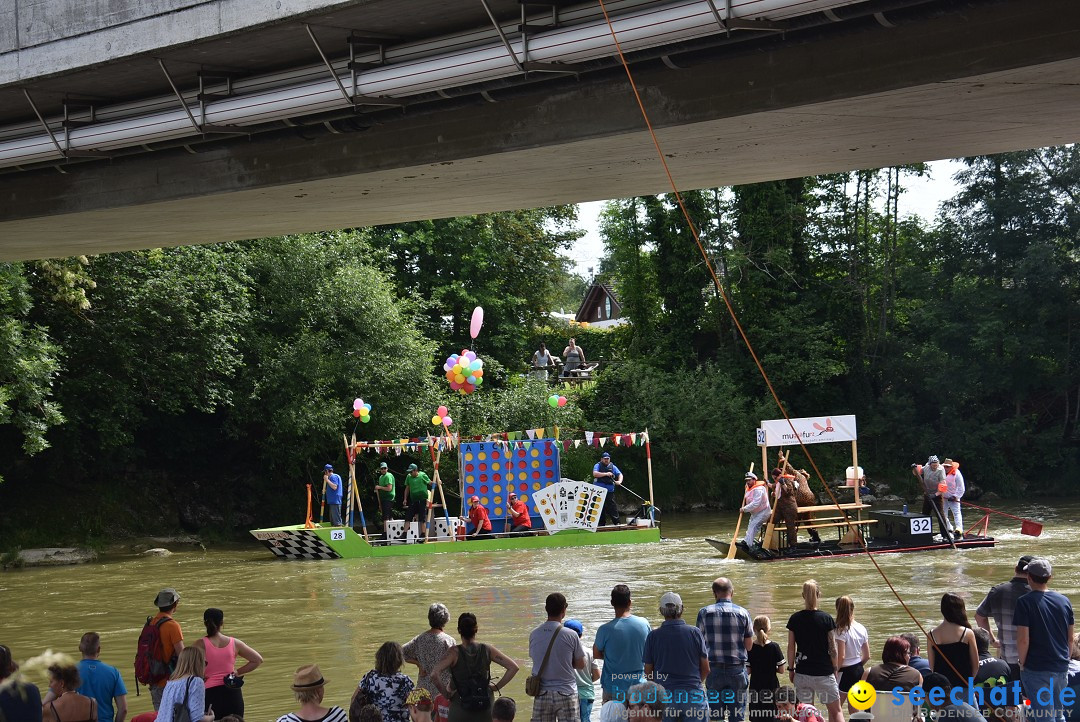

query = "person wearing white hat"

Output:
[[642, 592, 709, 722], [740, 473, 771, 548]]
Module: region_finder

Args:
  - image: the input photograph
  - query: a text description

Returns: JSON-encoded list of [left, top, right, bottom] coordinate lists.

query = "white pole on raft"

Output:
[[645, 428, 655, 526]]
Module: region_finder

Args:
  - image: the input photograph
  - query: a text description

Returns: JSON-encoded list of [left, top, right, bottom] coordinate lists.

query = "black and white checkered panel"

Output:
[[264, 530, 341, 560]]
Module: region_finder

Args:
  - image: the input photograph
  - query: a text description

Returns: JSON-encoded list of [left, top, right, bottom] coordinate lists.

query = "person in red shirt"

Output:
[[507, 492, 532, 534], [467, 495, 492, 538]]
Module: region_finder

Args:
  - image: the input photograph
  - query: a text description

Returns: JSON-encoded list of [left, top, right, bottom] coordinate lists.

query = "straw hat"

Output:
[[291, 664, 327, 690]]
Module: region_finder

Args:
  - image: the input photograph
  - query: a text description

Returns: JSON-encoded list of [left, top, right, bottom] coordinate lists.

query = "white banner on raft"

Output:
[[760, 415, 857, 447]]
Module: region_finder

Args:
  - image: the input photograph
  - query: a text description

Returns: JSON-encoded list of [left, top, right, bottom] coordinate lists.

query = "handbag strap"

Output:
[[535, 623, 563, 678]]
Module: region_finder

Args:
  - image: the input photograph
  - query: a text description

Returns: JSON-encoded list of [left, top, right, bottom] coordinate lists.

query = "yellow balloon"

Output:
[[432, 415, 441, 425], [454, 374, 465, 384]]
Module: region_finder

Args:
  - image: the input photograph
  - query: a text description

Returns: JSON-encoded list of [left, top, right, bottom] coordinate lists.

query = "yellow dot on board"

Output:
[[481, 497, 489, 505], [533, 483, 541, 490], [492, 462, 500, 470], [531, 449, 540, 457], [478, 452, 486, 460], [495, 507, 503, 516], [466, 475, 475, 483], [531, 461, 540, 469], [494, 496, 502, 505], [465, 453, 474, 461]]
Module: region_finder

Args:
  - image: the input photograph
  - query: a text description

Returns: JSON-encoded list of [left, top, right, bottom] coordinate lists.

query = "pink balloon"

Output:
[[442, 416, 453, 427], [470, 306, 484, 339], [437, 405, 448, 417], [557, 396, 567, 407], [353, 398, 363, 410]]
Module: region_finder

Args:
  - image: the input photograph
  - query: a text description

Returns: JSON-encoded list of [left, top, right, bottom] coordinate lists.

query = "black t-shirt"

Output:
[[748, 641, 786, 690], [974, 655, 1012, 685], [787, 609, 837, 676]]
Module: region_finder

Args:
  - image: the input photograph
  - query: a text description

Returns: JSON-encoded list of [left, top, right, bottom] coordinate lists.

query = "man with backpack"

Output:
[[528, 593, 586, 722], [135, 588, 184, 710]]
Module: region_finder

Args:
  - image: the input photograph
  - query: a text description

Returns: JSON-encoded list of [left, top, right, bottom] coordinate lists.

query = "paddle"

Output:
[[960, 500, 1043, 536], [726, 462, 754, 559], [925, 493, 957, 550]]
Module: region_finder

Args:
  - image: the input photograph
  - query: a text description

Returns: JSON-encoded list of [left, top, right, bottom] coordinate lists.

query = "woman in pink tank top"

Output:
[[194, 608, 264, 719]]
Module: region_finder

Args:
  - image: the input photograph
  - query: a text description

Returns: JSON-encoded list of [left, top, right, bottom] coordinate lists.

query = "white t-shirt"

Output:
[[836, 621, 869, 667]]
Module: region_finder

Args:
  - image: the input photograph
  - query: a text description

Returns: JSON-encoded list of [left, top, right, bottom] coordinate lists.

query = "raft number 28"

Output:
[[909, 517, 932, 535], [330, 529, 345, 541]]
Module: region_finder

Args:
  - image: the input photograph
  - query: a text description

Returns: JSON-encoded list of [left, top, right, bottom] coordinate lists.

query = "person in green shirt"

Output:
[[375, 461, 396, 539], [403, 463, 433, 540]]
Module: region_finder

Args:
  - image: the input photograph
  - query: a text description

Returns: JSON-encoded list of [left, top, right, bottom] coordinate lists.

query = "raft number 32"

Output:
[[909, 517, 932, 535], [330, 529, 345, 541]]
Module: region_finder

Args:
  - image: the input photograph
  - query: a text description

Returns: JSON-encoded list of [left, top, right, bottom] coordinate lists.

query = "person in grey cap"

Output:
[[913, 456, 947, 538], [975, 555, 1033, 682], [375, 461, 396, 538], [642, 592, 709, 722], [147, 588, 184, 709], [1016, 558, 1074, 722]]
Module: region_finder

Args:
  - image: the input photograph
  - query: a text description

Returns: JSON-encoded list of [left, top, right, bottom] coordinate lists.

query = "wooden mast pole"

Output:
[[347, 433, 370, 541], [644, 428, 656, 525]]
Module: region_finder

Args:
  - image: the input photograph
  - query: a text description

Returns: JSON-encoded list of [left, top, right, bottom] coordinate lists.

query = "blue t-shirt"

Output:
[[77, 659, 127, 722], [1014, 590, 1075, 673], [593, 462, 622, 491], [595, 614, 651, 698], [325, 473, 344, 503], [642, 619, 708, 692]]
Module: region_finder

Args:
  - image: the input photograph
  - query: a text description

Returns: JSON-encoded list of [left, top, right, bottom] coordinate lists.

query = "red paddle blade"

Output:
[[1020, 519, 1043, 537]]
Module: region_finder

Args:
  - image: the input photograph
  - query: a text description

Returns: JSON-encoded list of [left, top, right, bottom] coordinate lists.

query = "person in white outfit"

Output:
[[942, 458, 965, 540], [741, 472, 772, 547]]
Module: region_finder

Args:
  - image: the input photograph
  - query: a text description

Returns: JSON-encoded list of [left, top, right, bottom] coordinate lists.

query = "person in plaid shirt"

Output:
[[697, 578, 754, 722], [975, 555, 1033, 683]]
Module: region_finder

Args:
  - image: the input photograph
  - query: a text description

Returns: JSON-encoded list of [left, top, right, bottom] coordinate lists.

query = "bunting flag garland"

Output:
[[344, 427, 650, 457]]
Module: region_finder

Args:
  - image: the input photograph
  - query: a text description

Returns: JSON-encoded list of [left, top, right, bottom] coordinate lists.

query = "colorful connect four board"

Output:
[[460, 439, 560, 522]]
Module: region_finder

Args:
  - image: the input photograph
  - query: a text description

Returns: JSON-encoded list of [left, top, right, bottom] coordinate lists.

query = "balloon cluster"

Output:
[[431, 405, 453, 428], [352, 398, 372, 422], [547, 394, 568, 409], [444, 350, 484, 395]]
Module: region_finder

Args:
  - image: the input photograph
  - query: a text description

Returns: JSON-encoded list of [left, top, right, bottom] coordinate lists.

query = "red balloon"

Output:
[[353, 409, 362, 417]]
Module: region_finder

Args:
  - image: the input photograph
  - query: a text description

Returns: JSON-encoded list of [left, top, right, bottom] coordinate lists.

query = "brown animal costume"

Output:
[[771, 468, 800, 548]]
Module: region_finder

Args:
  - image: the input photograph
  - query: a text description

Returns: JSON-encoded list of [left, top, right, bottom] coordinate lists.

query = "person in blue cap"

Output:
[[323, 463, 343, 526], [564, 619, 600, 722], [592, 451, 624, 527]]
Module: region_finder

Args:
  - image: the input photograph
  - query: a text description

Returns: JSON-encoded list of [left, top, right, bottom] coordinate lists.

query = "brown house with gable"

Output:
[[575, 282, 624, 327]]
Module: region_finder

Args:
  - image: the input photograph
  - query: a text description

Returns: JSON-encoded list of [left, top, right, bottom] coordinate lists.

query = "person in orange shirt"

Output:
[[507, 492, 532, 534], [150, 588, 184, 710], [467, 496, 492, 538]]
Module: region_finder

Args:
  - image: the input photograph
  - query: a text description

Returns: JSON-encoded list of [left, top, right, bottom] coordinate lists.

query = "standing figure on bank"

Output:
[[561, 339, 586, 378], [741, 473, 771, 548], [771, 469, 800, 549], [531, 344, 558, 381], [592, 452, 623, 527], [324, 464, 344, 527], [404, 464, 433, 539], [942, 459, 965, 540]]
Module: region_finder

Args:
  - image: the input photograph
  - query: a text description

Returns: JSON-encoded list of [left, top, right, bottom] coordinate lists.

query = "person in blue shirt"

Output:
[[1016, 557, 1075, 722], [592, 452, 623, 527], [324, 463, 344, 526], [594, 584, 652, 704], [643, 592, 710, 722], [75, 632, 127, 722]]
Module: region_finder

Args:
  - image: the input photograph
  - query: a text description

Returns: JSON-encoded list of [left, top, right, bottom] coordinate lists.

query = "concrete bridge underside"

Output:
[[1, 0, 1079, 260]]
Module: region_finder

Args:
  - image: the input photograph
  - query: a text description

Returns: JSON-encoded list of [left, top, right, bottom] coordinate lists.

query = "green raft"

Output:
[[251, 523, 661, 560]]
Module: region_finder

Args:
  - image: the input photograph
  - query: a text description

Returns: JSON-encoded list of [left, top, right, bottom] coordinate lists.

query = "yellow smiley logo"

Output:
[[847, 681, 877, 711]]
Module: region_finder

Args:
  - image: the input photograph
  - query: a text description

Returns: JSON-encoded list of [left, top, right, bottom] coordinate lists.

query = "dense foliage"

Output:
[[1, 147, 1078, 545]]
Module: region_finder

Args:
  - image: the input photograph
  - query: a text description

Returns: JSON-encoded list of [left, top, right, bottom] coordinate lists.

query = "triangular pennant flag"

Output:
[[585, 431, 594, 445], [554, 425, 560, 441], [534, 427, 545, 439], [630, 433, 638, 445], [526, 428, 537, 440], [574, 439, 582, 449], [563, 440, 571, 452], [613, 434, 622, 446], [524, 441, 532, 450], [509, 431, 519, 441], [599, 437, 607, 447]]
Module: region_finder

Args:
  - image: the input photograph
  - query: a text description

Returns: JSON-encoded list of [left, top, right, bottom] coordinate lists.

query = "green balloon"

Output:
[[548, 396, 559, 408]]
